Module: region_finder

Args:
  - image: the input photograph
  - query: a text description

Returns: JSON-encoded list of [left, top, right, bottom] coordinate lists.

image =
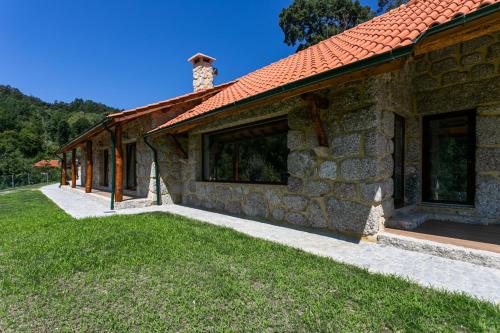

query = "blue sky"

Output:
[[1, 0, 377, 110]]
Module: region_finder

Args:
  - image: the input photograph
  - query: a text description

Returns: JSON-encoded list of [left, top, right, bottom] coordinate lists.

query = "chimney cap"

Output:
[[188, 53, 216, 64]]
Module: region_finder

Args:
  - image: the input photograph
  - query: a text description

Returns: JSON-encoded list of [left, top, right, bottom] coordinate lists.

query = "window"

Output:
[[202, 117, 289, 184], [422, 110, 475, 204], [126, 142, 137, 190], [101, 149, 109, 187], [393, 114, 405, 209]]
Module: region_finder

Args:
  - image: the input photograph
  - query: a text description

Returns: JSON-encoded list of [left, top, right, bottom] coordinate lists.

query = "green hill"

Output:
[[0, 85, 119, 180]]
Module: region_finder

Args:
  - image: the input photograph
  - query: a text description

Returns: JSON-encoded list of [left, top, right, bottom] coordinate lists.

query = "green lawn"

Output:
[[0, 191, 498, 332], [0, 182, 56, 195]]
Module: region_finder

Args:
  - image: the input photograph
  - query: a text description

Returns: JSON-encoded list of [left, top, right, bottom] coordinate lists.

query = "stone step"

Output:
[[385, 212, 428, 230], [378, 231, 500, 269]]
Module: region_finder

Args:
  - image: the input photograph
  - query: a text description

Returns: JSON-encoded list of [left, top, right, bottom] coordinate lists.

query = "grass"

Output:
[[0, 182, 56, 195], [0, 191, 498, 332]]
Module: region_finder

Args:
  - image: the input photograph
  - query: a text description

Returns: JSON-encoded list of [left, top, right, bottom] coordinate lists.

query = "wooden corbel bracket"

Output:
[[169, 134, 188, 160], [301, 93, 330, 147]]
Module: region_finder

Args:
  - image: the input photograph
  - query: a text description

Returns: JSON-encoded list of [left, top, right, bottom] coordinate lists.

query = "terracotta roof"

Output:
[[58, 81, 237, 153], [33, 160, 60, 168], [154, 0, 497, 131], [108, 81, 236, 119]]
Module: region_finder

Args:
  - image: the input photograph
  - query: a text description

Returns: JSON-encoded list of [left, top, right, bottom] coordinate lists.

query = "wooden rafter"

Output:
[[301, 93, 330, 147]]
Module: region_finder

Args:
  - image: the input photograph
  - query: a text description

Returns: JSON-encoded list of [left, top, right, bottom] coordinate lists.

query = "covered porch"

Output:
[[385, 220, 500, 254], [57, 119, 156, 211]]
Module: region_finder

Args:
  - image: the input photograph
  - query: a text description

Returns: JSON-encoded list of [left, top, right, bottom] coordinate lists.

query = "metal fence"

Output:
[[0, 170, 60, 190]]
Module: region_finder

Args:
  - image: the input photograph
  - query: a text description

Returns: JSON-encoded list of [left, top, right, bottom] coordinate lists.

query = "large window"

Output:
[[202, 117, 289, 184], [422, 110, 475, 205]]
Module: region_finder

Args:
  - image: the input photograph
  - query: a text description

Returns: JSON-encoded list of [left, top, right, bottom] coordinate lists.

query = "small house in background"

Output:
[[32, 160, 61, 168]]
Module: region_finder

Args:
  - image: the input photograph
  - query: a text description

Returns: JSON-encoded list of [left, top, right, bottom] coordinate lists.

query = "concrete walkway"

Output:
[[40, 184, 500, 304]]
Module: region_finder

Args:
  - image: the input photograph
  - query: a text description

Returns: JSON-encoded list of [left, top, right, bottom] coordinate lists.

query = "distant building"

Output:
[[33, 160, 61, 168]]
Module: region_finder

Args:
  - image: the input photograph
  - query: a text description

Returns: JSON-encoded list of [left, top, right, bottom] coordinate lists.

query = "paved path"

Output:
[[41, 184, 500, 304]]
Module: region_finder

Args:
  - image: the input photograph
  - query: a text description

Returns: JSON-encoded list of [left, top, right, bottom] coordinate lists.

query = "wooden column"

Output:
[[71, 148, 77, 188], [61, 152, 67, 185], [85, 141, 93, 193], [115, 124, 123, 202]]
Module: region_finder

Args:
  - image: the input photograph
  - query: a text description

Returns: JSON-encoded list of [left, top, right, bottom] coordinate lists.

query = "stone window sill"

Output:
[[195, 180, 287, 187], [417, 202, 475, 210]]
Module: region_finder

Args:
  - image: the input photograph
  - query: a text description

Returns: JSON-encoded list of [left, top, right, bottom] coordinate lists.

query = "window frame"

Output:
[[201, 116, 289, 185], [125, 142, 137, 191], [422, 109, 476, 205]]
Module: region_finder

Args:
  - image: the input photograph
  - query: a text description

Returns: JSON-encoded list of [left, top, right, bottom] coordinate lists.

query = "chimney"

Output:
[[188, 53, 217, 92]]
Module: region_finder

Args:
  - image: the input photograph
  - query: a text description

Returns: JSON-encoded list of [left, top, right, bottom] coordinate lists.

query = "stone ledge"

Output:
[[194, 181, 287, 188], [378, 232, 500, 269]]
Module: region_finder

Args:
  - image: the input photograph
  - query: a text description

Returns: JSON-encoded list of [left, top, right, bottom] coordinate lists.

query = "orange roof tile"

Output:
[[154, 0, 497, 131], [33, 160, 60, 168]]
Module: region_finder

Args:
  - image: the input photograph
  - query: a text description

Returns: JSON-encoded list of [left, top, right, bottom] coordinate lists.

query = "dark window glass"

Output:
[[393, 114, 405, 209], [126, 143, 137, 190], [423, 111, 475, 204], [203, 117, 289, 184], [101, 149, 109, 187]]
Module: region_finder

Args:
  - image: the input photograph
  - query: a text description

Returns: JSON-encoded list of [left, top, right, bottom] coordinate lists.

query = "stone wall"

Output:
[[149, 134, 184, 204], [179, 82, 396, 236], [409, 32, 500, 222]]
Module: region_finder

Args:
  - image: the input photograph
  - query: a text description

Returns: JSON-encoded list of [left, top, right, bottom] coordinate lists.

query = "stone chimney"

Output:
[[188, 53, 217, 92]]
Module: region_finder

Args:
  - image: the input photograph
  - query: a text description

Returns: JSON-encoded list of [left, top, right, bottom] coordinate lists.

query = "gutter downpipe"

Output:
[[144, 135, 161, 206], [103, 123, 116, 210], [145, 2, 500, 137]]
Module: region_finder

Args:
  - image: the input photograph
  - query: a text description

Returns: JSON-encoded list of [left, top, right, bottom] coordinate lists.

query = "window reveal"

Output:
[[125, 142, 137, 190], [202, 117, 289, 184]]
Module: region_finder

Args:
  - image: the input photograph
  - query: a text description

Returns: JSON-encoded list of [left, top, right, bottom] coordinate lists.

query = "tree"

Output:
[[71, 117, 92, 138], [57, 120, 71, 145], [377, 0, 407, 14], [0, 85, 118, 178], [279, 0, 374, 52]]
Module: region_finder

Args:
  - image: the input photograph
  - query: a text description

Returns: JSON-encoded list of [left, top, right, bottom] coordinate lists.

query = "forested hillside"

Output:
[[0, 85, 119, 180]]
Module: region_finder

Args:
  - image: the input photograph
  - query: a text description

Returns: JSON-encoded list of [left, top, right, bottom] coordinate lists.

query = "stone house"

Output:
[[58, 0, 500, 238]]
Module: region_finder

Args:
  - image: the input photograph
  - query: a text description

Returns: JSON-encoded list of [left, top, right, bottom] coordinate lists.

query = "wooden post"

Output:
[[71, 148, 77, 188], [115, 124, 123, 202], [61, 152, 67, 185], [85, 141, 93, 193]]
